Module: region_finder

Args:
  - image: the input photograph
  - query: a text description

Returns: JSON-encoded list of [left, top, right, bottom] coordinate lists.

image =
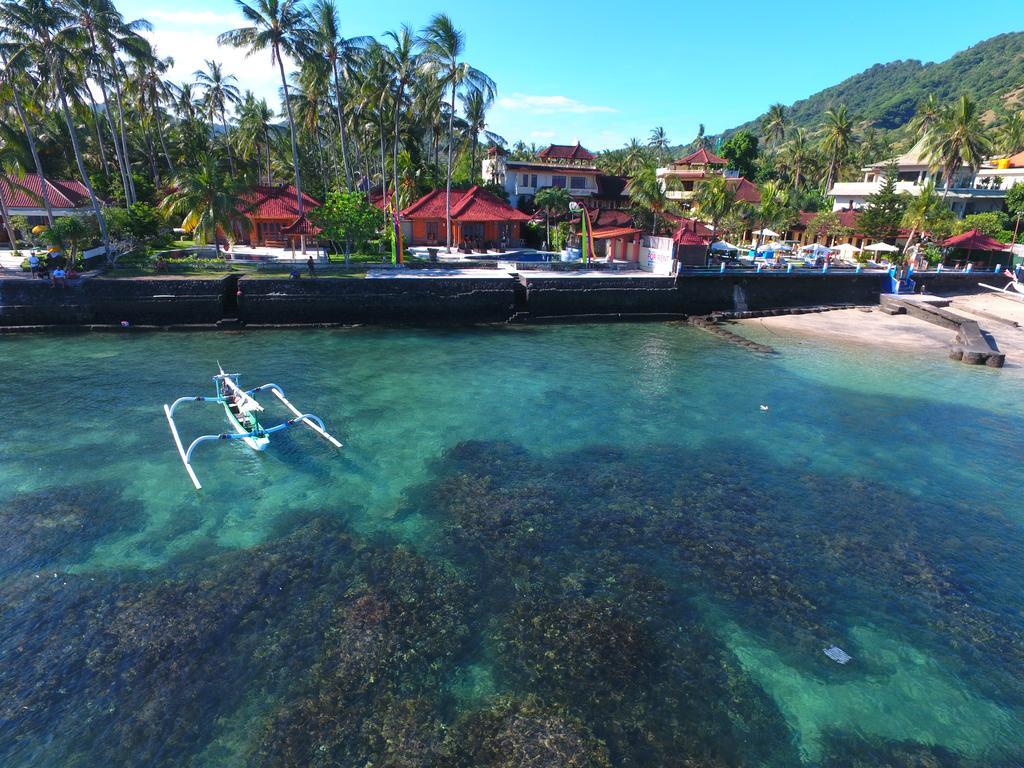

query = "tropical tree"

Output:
[[648, 126, 670, 163], [533, 186, 570, 248], [419, 13, 494, 248], [778, 127, 813, 189], [820, 105, 854, 193], [900, 181, 954, 253], [753, 180, 793, 249], [384, 24, 418, 197], [858, 161, 907, 242], [630, 166, 673, 234], [195, 60, 241, 176], [310, 0, 369, 192], [996, 111, 1024, 156], [159, 153, 243, 254], [0, 0, 110, 253], [692, 174, 738, 239], [761, 103, 787, 147], [236, 91, 275, 184], [720, 130, 759, 179], [219, 0, 310, 213], [923, 95, 991, 198], [908, 94, 941, 140], [1003, 183, 1024, 244]]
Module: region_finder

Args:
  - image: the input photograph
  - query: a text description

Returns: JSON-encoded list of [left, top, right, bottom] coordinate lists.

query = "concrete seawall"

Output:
[[0, 270, 995, 329]]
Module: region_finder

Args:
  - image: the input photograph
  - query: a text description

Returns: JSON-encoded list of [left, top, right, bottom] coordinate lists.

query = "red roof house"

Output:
[[237, 184, 321, 246], [941, 229, 1009, 252], [1, 173, 97, 243], [726, 177, 762, 204], [537, 142, 595, 163], [401, 186, 530, 247], [675, 147, 728, 166]]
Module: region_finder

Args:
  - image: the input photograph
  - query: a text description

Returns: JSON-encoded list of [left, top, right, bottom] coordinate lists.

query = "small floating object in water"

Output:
[[824, 646, 852, 664], [760, 404, 769, 412], [163, 365, 342, 490]]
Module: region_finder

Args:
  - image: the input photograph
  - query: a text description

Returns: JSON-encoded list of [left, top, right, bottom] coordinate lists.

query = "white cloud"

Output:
[[528, 130, 556, 140], [144, 10, 244, 27], [494, 93, 617, 115]]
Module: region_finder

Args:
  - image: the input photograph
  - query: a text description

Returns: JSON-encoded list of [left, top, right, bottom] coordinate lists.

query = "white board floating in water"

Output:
[[824, 646, 852, 664]]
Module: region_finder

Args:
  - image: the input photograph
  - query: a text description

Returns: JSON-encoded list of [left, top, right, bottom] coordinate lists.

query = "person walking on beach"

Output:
[[28, 253, 40, 278], [306, 255, 317, 278]]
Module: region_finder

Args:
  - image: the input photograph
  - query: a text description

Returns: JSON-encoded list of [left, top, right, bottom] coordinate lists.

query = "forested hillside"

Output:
[[729, 32, 1024, 135]]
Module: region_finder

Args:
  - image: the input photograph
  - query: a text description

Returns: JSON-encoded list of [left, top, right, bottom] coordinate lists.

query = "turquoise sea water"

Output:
[[1, 323, 1022, 767]]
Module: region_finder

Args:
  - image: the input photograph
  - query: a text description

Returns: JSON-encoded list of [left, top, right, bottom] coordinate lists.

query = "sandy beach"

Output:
[[734, 295, 1024, 364]]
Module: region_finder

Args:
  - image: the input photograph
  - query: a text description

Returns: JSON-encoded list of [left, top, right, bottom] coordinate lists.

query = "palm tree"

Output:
[[219, 0, 310, 213], [310, 0, 369, 192], [533, 186, 570, 248], [195, 60, 241, 176], [461, 87, 495, 186], [1, 0, 109, 253], [754, 180, 792, 250], [923, 95, 991, 199], [384, 25, 418, 199], [820, 104, 854, 193], [133, 49, 176, 178], [779, 127, 812, 189], [762, 103, 787, 147], [419, 13, 494, 249], [900, 180, 949, 254], [692, 174, 738, 239], [997, 111, 1024, 156], [908, 93, 941, 140], [236, 91, 275, 183], [630, 166, 673, 234], [623, 138, 650, 175], [648, 126, 669, 162], [0, 46, 55, 224], [159, 153, 243, 254], [692, 123, 711, 152]]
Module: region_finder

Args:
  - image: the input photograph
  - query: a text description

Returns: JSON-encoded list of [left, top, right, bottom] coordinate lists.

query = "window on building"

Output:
[[552, 175, 566, 188], [521, 173, 529, 187], [426, 221, 439, 243], [569, 176, 587, 190]]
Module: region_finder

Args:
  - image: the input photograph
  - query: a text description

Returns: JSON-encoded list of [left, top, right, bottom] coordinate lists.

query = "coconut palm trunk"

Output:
[[330, 60, 352, 191], [85, 88, 110, 177], [51, 57, 109, 255], [0, 178, 18, 247], [94, 67, 132, 204], [445, 81, 455, 248], [2, 51, 55, 225], [276, 47, 304, 214], [156, 116, 176, 175], [111, 71, 136, 204]]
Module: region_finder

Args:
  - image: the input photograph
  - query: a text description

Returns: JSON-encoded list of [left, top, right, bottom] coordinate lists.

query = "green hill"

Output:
[[726, 31, 1024, 136]]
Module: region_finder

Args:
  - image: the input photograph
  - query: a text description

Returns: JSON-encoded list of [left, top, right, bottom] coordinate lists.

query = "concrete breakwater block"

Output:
[[687, 316, 776, 354]]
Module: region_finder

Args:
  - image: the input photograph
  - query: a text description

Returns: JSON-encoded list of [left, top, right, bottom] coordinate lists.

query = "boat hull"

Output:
[[223, 402, 270, 451]]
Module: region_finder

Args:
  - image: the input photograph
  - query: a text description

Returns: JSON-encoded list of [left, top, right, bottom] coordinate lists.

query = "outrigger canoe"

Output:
[[164, 367, 341, 490]]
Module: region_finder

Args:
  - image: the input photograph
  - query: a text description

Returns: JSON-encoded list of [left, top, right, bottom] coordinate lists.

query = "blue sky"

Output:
[[121, 0, 1023, 151]]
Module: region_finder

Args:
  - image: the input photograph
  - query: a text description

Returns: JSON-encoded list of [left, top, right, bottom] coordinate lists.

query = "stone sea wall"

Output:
[[0, 270, 993, 328]]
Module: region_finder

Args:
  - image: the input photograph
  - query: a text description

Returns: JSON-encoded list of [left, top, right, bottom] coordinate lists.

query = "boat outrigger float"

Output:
[[164, 367, 342, 490]]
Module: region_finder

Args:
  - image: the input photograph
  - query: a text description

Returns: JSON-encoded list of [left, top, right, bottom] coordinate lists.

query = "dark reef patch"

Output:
[[2, 439, 1023, 767], [0, 483, 145, 576]]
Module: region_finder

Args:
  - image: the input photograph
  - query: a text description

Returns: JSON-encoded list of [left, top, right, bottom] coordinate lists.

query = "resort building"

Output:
[[483, 143, 622, 209], [828, 138, 1018, 218], [655, 148, 761, 208], [0, 173, 95, 243], [236, 184, 321, 247], [400, 185, 530, 248]]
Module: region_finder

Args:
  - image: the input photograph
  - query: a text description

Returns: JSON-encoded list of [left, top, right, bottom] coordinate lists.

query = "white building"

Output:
[[828, 138, 1023, 217], [482, 143, 603, 208]]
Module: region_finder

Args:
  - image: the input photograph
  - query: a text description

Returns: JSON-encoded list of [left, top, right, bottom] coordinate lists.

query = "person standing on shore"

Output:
[[306, 255, 317, 278], [28, 253, 39, 278]]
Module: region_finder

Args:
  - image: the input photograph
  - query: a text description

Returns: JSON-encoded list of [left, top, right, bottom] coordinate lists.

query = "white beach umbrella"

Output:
[[753, 228, 780, 239], [710, 240, 739, 252], [832, 243, 861, 259], [864, 242, 900, 253]]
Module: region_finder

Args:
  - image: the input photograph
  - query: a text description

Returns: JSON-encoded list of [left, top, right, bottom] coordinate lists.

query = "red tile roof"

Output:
[[676, 147, 727, 166], [401, 186, 530, 223], [238, 184, 320, 219], [592, 208, 633, 228], [592, 226, 641, 240], [672, 217, 715, 243], [0, 173, 92, 210], [726, 177, 761, 204], [942, 229, 1009, 251], [674, 230, 709, 246], [797, 209, 862, 230], [281, 214, 322, 236], [537, 142, 595, 161]]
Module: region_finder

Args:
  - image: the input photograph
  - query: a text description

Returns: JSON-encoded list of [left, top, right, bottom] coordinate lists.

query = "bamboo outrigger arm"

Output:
[[244, 383, 343, 448]]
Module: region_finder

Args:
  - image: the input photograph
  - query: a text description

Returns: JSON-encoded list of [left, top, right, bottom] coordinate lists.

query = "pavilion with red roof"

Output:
[[942, 229, 1010, 267], [400, 186, 530, 248], [673, 147, 728, 167], [236, 184, 321, 247], [0, 173, 95, 243]]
